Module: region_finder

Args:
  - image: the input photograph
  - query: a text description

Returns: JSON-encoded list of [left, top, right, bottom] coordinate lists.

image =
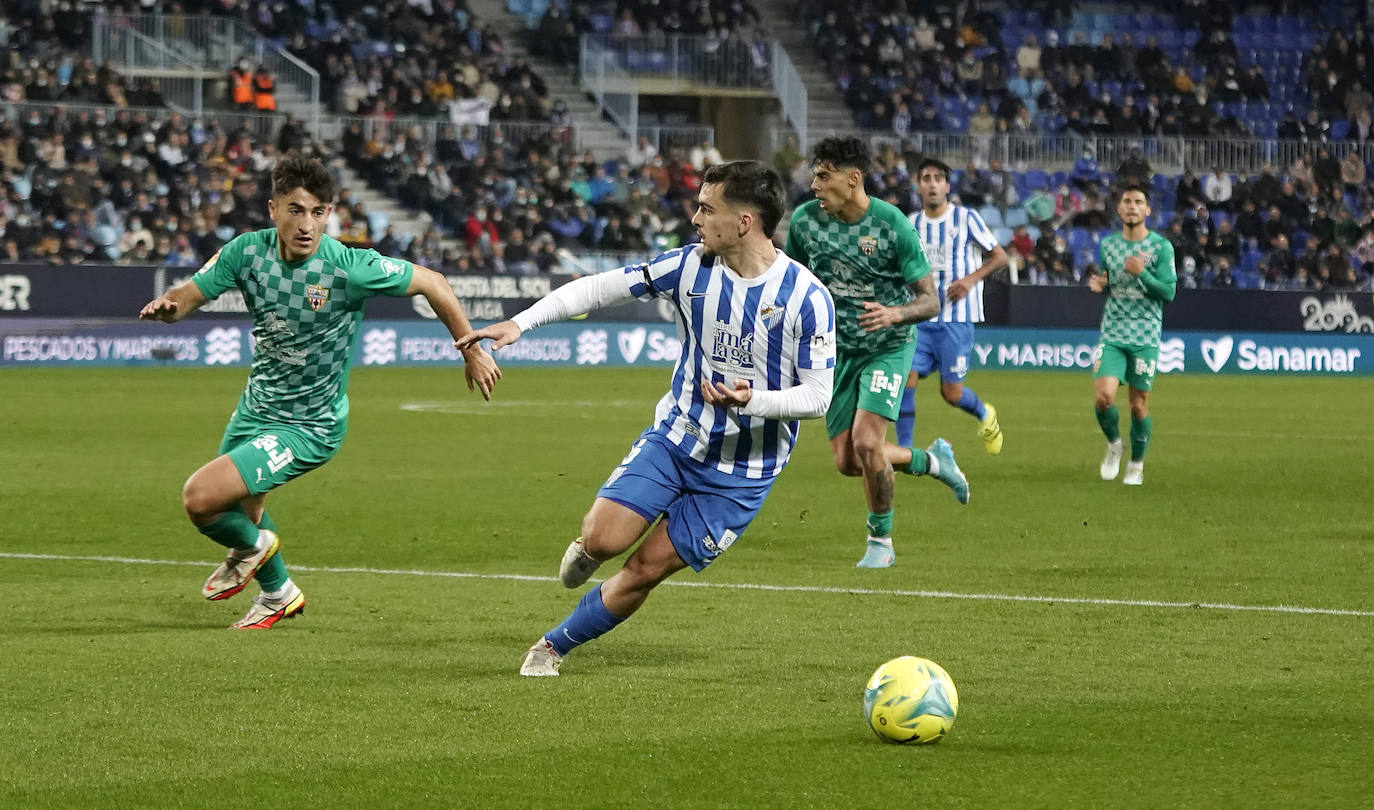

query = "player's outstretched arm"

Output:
[[138, 281, 207, 323], [454, 320, 523, 352], [409, 265, 501, 400]]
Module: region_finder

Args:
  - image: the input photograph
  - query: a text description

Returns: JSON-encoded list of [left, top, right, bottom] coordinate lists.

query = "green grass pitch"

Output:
[[1, 367, 1370, 808]]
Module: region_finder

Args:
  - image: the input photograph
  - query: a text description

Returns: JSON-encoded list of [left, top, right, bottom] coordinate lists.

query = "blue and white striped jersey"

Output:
[[623, 244, 836, 480], [908, 205, 999, 323]]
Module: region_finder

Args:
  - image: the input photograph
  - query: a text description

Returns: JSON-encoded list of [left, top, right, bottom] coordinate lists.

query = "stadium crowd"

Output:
[[0, 0, 1371, 290]]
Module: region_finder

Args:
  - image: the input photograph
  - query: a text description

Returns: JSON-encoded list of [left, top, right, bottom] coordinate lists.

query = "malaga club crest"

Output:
[[859, 235, 878, 255], [306, 283, 330, 311]]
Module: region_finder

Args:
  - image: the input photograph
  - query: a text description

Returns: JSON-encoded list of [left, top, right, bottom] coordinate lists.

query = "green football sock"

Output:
[[197, 510, 259, 553], [904, 450, 930, 476], [253, 510, 289, 592], [1130, 415, 1151, 462], [1095, 405, 1121, 442], [866, 510, 893, 539]]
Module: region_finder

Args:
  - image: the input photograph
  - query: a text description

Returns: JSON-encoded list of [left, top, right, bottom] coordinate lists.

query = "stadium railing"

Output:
[[771, 43, 808, 153], [777, 129, 1374, 177], [579, 36, 638, 143], [90, 16, 208, 115], [92, 11, 321, 135], [581, 33, 776, 92], [1, 100, 290, 142]]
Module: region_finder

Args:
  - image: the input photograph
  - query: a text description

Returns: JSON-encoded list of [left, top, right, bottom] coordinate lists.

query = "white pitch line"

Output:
[[3, 552, 1370, 618], [1017, 424, 1374, 442]]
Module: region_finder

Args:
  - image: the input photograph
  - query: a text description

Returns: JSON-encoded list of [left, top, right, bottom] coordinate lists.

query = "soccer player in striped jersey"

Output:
[[900, 158, 1007, 455], [786, 137, 969, 571], [139, 154, 500, 629], [456, 161, 837, 676], [1090, 185, 1176, 485]]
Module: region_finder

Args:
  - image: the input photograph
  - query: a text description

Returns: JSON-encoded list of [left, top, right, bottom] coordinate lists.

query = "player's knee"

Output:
[[181, 479, 218, 524], [1093, 393, 1114, 411], [579, 515, 626, 560], [941, 387, 963, 405]]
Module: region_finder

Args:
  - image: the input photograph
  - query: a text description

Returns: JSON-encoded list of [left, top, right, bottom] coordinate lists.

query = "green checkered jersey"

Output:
[[1097, 231, 1177, 347], [785, 197, 930, 356], [192, 229, 415, 435]]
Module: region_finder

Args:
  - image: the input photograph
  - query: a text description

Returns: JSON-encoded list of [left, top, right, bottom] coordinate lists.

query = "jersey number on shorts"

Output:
[[1133, 358, 1155, 377], [869, 370, 902, 397], [252, 435, 296, 474]]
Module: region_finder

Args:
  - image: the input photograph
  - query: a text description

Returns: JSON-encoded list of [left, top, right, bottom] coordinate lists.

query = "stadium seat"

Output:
[[368, 211, 390, 236], [1004, 207, 1029, 228], [1331, 120, 1350, 140], [993, 226, 1014, 245], [1022, 169, 1049, 191], [1233, 16, 1257, 35], [978, 206, 1004, 228], [1067, 228, 1096, 255]]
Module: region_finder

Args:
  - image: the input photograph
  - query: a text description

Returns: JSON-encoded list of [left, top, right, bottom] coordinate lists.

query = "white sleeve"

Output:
[[739, 364, 834, 420], [510, 270, 635, 332]]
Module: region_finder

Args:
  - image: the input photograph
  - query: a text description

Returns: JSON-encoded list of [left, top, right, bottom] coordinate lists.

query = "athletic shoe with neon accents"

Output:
[[1100, 439, 1124, 481], [928, 438, 970, 504], [520, 637, 563, 677], [558, 537, 602, 588], [202, 530, 280, 601], [1123, 460, 1144, 486], [229, 581, 305, 629], [977, 403, 1004, 455], [856, 539, 895, 568]]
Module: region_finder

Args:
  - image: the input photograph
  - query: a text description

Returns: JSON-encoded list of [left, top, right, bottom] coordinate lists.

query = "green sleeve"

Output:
[[784, 210, 809, 266], [896, 216, 930, 283], [345, 248, 416, 303], [190, 234, 247, 300], [1139, 241, 1177, 302]]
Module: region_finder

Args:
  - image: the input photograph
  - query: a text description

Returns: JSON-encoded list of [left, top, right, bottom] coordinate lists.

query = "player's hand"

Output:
[[139, 296, 179, 322], [858, 301, 902, 332], [1123, 253, 1146, 276], [700, 378, 752, 408], [946, 277, 974, 302], [461, 344, 501, 401], [1088, 272, 1107, 293], [454, 320, 522, 352]]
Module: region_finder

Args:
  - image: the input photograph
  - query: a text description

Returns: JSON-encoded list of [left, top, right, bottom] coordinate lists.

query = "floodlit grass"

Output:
[[1, 367, 1370, 808]]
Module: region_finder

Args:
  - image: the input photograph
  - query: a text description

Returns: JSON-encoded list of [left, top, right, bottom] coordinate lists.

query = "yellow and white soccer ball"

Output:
[[863, 656, 959, 744]]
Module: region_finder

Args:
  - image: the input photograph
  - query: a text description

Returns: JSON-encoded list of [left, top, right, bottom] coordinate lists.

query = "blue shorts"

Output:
[[912, 322, 977, 382], [597, 430, 772, 572]]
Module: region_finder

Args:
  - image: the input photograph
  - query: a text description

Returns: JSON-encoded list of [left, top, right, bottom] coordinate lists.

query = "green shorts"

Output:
[[826, 342, 917, 439], [1093, 341, 1159, 391], [218, 409, 344, 496]]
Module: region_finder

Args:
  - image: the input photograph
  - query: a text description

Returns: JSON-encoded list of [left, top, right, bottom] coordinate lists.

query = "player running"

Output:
[[140, 153, 499, 628], [901, 158, 1007, 455], [458, 161, 835, 677], [1090, 184, 1177, 485], [785, 137, 968, 570]]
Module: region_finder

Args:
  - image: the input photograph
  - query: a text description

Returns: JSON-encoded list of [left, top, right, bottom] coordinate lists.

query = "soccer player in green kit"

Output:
[[1090, 184, 1176, 486], [786, 137, 969, 569], [140, 154, 501, 628]]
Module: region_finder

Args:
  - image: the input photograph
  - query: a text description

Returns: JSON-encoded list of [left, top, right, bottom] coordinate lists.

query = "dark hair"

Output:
[[1118, 183, 1150, 204], [810, 135, 871, 174], [916, 158, 951, 181], [271, 152, 337, 204], [701, 160, 787, 235]]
